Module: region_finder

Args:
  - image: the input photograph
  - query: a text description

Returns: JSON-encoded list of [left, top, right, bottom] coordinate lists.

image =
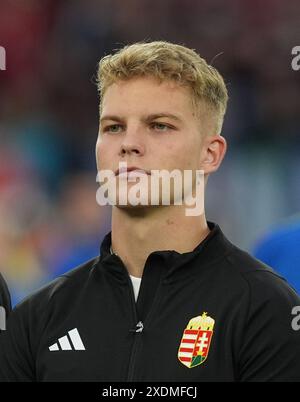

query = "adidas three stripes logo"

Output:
[[49, 328, 86, 351]]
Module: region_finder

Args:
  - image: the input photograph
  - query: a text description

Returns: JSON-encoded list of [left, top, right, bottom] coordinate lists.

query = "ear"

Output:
[[200, 134, 227, 174]]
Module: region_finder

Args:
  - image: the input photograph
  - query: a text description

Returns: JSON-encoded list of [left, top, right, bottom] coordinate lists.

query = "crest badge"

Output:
[[178, 312, 215, 368]]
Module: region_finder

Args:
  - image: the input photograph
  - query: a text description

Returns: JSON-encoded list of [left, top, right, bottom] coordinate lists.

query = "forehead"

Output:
[[100, 76, 196, 118]]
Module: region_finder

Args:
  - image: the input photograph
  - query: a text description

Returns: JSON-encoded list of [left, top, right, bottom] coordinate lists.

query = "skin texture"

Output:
[[96, 76, 227, 277]]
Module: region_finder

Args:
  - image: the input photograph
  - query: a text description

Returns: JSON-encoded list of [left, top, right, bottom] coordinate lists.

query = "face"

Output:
[[96, 76, 209, 209]]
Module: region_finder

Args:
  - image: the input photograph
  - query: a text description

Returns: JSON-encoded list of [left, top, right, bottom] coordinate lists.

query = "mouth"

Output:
[[115, 166, 151, 176]]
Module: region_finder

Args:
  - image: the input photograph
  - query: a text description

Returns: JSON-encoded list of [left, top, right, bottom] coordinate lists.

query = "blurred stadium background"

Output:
[[0, 0, 299, 305]]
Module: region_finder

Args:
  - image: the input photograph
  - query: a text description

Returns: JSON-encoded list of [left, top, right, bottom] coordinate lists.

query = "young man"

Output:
[[0, 273, 11, 332], [0, 41, 300, 382]]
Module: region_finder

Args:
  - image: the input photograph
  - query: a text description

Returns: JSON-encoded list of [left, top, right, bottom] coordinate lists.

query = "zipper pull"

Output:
[[129, 320, 144, 333]]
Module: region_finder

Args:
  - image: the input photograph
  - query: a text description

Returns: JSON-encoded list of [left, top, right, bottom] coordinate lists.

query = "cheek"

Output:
[[174, 142, 202, 170]]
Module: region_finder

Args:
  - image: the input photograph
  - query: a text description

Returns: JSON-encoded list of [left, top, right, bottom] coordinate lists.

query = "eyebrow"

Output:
[[100, 113, 183, 125]]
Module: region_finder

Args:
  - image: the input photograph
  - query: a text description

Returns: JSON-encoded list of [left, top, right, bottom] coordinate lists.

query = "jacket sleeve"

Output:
[[0, 300, 35, 382], [0, 273, 11, 327], [237, 271, 300, 382]]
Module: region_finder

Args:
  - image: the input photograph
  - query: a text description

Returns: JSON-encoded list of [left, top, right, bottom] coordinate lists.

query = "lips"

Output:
[[115, 166, 151, 176]]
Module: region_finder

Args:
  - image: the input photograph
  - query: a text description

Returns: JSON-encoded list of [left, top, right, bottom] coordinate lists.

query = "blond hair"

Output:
[[97, 41, 228, 134]]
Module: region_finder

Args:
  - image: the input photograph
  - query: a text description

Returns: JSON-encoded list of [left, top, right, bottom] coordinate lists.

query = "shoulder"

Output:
[[223, 247, 300, 381], [0, 273, 11, 314], [12, 256, 99, 318], [224, 243, 300, 305]]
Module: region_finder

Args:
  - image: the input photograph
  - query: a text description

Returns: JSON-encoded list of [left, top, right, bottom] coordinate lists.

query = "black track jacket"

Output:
[[0, 222, 300, 382], [0, 273, 11, 332]]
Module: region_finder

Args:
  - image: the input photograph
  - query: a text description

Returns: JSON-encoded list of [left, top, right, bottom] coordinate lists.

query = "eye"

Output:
[[103, 124, 123, 133], [151, 122, 172, 131]]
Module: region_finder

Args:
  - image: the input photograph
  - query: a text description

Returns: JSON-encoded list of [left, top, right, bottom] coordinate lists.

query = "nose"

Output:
[[119, 126, 145, 157]]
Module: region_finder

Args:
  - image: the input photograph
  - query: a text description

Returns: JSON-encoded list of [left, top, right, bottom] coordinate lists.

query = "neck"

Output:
[[111, 205, 210, 278]]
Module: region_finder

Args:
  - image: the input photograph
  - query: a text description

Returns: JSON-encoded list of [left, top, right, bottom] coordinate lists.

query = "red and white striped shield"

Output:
[[178, 312, 215, 368]]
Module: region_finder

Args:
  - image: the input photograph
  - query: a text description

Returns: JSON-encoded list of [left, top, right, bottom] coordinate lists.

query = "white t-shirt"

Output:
[[129, 275, 142, 302]]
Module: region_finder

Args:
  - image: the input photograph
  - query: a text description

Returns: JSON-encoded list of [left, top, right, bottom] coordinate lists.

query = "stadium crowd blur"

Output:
[[0, 0, 300, 305]]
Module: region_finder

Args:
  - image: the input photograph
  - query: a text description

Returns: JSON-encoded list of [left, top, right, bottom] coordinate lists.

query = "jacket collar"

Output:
[[98, 221, 234, 281]]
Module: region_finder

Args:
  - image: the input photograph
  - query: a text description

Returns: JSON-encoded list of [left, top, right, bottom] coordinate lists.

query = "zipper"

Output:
[[126, 272, 143, 381], [113, 252, 164, 381], [125, 265, 164, 381]]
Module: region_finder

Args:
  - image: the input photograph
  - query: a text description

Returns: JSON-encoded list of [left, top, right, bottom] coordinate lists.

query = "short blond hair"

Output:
[[97, 41, 228, 134]]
